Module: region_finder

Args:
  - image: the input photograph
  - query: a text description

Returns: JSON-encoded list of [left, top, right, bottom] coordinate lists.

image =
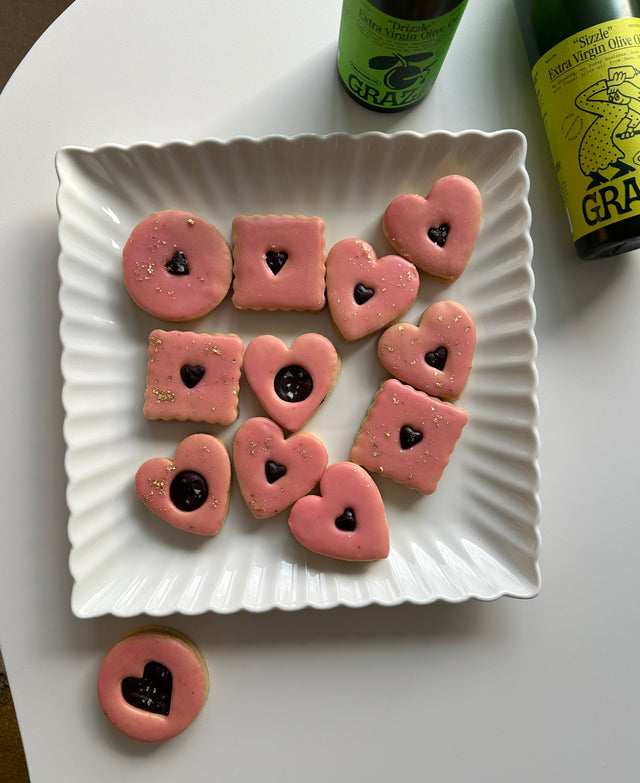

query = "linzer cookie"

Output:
[[233, 417, 328, 519], [383, 175, 482, 281], [135, 433, 231, 535], [326, 237, 419, 341], [143, 329, 243, 425], [231, 214, 326, 311], [377, 300, 476, 400], [350, 378, 468, 494], [97, 625, 209, 743], [122, 210, 232, 321], [288, 462, 389, 561], [242, 333, 340, 431]]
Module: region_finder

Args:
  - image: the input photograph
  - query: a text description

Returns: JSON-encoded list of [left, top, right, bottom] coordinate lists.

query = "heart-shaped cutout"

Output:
[[135, 433, 231, 535], [425, 346, 447, 370], [122, 661, 172, 716], [243, 333, 340, 431], [288, 462, 389, 561], [233, 417, 328, 518], [400, 425, 423, 450], [179, 363, 205, 388], [164, 250, 190, 275], [265, 249, 288, 275], [378, 300, 476, 400], [383, 175, 482, 281], [326, 238, 419, 341]]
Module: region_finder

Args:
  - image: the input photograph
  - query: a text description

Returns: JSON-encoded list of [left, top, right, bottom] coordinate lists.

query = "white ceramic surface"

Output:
[[56, 129, 540, 617]]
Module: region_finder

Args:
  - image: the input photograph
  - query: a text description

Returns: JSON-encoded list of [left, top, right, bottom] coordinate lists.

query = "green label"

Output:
[[337, 0, 468, 110], [532, 17, 640, 241]]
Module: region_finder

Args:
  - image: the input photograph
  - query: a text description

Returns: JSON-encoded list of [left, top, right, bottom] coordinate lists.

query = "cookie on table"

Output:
[[242, 333, 340, 432], [383, 175, 482, 281], [97, 625, 209, 743], [350, 378, 468, 495], [122, 209, 232, 321], [135, 433, 231, 536], [231, 214, 326, 311], [377, 300, 476, 400], [288, 462, 389, 562], [233, 417, 328, 519], [325, 237, 419, 341], [143, 329, 243, 425]]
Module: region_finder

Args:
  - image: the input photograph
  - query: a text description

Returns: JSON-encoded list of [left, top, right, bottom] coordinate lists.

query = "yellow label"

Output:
[[533, 18, 640, 241]]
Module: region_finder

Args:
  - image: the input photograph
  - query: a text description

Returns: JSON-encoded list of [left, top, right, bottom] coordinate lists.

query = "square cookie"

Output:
[[231, 214, 326, 311], [350, 378, 468, 494], [143, 329, 244, 425]]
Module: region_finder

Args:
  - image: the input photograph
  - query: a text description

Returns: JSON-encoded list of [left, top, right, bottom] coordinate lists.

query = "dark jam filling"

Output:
[[427, 224, 449, 247], [335, 507, 357, 532], [121, 661, 172, 716], [180, 364, 206, 388], [265, 250, 288, 275], [274, 365, 313, 403], [164, 250, 190, 275], [265, 460, 287, 484], [170, 470, 209, 511], [425, 346, 448, 370], [354, 283, 375, 305], [400, 425, 423, 450]]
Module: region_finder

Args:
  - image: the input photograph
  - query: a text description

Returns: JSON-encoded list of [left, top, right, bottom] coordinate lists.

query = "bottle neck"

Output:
[[368, 0, 466, 21]]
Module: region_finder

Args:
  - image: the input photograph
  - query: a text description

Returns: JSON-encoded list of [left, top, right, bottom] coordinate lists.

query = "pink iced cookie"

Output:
[[97, 626, 209, 743], [122, 210, 232, 321], [377, 300, 476, 400], [326, 237, 419, 341], [143, 329, 243, 425], [350, 378, 468, 494], [135, 433, 231, 535], [242, 333, 340, 432], [231, 214, 326, 311], [383, 175, 482, 281], [288, 462, 389, 561], [233, 417, 328, 519]]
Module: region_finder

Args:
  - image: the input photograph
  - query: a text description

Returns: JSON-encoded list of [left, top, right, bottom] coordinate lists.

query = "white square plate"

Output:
[[56, 130, 540, 617]]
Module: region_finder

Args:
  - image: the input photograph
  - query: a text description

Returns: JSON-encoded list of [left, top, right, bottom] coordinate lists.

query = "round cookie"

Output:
[[97, 625, 209, 743], [122, 209, 232, 321]]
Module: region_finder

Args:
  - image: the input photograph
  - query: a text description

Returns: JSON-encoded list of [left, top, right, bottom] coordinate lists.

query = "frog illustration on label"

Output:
[[576, 66, 640, 189]]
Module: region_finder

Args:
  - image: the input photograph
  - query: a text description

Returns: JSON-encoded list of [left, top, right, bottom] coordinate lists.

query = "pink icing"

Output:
[[350, 378, 468, 495], [377, 300, 476, 400], [135, 433, 231, 535], [326, 238, 419, 341], [242, 333, 340, 432], [233, 417, 328, 519], [231, 214, 326, 311], [97, 627, 208, 743], [143, 329, 243, 425], [288, 462, 389, 561], [383, 175, 482, 281], [122, 210, 232, 321]]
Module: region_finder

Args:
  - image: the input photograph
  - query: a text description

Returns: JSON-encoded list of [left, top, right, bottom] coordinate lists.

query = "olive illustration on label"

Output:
[[368, 52, 434, 91]]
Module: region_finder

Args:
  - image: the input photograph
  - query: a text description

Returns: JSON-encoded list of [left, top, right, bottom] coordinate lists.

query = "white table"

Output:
[[1, 1, 638, 780]]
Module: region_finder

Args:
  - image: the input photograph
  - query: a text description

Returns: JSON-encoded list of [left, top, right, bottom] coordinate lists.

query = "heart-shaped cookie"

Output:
[[326, 238, 419, 341], [377, 300, 476, 400], [288, 462, 389, 561], [242, 333, 340, 431], [383, 175, 482, 281], [233, 417, 328, 518], [135, 433, 231, 535]]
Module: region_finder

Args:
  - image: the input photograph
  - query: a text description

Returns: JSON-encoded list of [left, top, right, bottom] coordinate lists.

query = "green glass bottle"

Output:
[[337, 0, 469, 112], [514, 0, 640, 259]]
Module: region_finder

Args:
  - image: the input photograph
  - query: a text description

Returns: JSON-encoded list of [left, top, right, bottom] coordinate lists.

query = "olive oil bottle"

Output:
[[514, 0, 640, 258], [337, 0, 469, 112]]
